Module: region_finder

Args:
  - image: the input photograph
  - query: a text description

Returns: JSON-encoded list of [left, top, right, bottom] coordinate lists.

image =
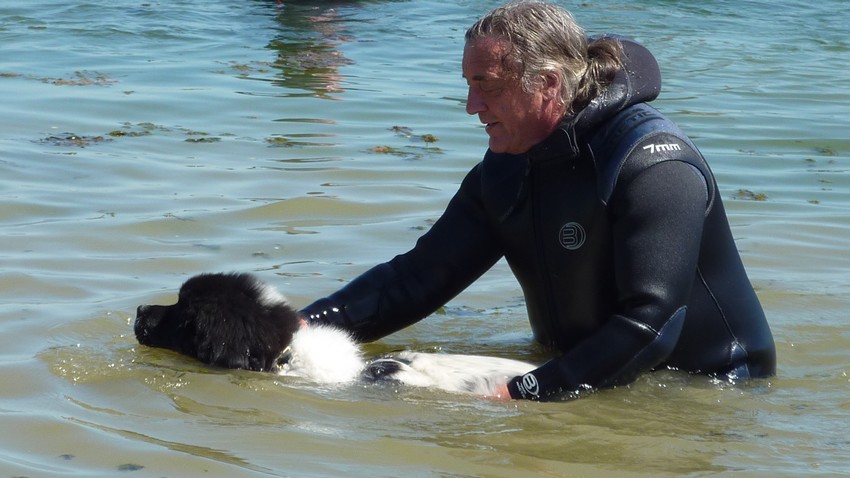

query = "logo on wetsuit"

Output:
[[559, 222, 586, 250], [516, 372, 540, 399]]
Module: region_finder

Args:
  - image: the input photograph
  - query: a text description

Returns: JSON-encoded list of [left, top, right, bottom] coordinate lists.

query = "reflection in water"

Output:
[[264, 1, 361, 98]]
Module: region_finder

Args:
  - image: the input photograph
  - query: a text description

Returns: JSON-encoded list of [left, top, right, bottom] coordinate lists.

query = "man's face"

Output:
[[462, 36, 561, 155]]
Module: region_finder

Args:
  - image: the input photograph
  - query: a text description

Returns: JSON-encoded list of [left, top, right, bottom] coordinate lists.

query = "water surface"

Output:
[[1, 1, 849, 476]]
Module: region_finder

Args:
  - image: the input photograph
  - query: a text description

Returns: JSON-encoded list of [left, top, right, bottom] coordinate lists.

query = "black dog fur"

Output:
[[135, 273, 301, 372]]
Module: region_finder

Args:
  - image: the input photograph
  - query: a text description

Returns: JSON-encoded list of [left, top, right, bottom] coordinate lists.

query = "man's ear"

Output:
[[541, 71, 562, 101]]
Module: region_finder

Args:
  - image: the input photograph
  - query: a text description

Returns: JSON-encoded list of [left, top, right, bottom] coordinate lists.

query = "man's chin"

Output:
[[488, 140, 526, 155], [487, 133, 532, 155], [487, 138, 509, 154]]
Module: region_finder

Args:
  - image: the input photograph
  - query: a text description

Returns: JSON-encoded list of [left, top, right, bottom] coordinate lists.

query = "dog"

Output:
[[134, 272, 535, 396]]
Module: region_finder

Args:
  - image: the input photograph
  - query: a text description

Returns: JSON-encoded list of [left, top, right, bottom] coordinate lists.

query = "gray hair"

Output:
[[465, 0, 622, 115]]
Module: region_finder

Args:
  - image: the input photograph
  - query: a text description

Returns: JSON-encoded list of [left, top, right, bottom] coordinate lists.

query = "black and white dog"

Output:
[[134, 273, 535, 396]]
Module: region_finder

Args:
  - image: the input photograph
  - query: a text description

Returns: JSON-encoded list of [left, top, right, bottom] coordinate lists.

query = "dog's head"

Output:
[[134, 273, 301, 372]]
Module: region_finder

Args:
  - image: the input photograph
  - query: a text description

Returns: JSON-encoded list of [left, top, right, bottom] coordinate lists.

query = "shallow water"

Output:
[[1, 0, 849, 476]]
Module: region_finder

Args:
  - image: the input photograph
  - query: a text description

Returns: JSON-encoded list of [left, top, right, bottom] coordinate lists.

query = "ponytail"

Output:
[[572, 37, 623, 113]]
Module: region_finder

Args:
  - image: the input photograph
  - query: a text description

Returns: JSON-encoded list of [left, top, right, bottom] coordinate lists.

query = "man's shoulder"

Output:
[[589, 104, 708, 204]]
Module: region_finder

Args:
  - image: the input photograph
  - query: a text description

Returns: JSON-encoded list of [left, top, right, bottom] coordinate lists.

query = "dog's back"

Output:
[[366, 351, 534, 396]]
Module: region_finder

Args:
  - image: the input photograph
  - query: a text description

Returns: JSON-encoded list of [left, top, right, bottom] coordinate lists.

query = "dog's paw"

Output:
[[362, 358, 409, 381]]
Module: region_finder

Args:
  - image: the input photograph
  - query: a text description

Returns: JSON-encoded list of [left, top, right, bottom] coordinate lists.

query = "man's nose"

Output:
[[465, 88, 486, 115]]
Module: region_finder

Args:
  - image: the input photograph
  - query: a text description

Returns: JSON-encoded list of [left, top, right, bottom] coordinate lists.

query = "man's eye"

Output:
[[479, 81, 504, 96]]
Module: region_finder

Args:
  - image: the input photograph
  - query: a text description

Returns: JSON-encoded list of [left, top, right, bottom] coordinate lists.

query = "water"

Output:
[[1, 0, 849, 476]]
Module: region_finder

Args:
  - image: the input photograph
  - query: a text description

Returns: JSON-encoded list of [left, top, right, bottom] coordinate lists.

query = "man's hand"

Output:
[[488, 382, 512, 401]]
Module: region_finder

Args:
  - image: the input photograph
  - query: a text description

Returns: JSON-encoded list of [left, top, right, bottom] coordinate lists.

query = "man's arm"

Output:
[[301, 164, 504, 342]]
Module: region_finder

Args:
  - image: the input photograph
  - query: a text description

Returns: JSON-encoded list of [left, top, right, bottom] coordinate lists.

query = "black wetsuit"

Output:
[[301, 39, 776, 401]]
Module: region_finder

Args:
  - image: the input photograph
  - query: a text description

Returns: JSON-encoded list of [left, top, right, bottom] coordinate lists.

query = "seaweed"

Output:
[[732, 189, 768, 201], [35, 133, 111, 147]]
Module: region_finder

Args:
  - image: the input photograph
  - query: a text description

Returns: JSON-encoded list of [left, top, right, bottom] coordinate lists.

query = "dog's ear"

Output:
[[190, 300, 255, 370], [191, 299, 301, 372]]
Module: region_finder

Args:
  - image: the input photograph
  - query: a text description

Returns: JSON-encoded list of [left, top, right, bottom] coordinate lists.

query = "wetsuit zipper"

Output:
[[528, 155, 560, 346]]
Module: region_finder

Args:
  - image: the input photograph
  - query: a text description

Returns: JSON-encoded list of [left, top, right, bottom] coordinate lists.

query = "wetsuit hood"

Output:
[[573, 36, 662, 134]]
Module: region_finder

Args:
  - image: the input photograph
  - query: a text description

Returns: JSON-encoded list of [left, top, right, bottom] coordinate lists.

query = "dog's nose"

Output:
[[134, 305, 150, 342]]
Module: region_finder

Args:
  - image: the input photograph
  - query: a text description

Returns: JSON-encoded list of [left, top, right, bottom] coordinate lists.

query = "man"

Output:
[[301, 1, 776, 401]]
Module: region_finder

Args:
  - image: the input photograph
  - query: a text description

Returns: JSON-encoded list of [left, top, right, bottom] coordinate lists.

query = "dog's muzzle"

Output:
[[134, 305, 155, 344]]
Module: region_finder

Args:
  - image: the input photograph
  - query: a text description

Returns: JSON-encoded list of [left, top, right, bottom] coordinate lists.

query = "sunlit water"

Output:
[[1, 1, 848, 476]]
